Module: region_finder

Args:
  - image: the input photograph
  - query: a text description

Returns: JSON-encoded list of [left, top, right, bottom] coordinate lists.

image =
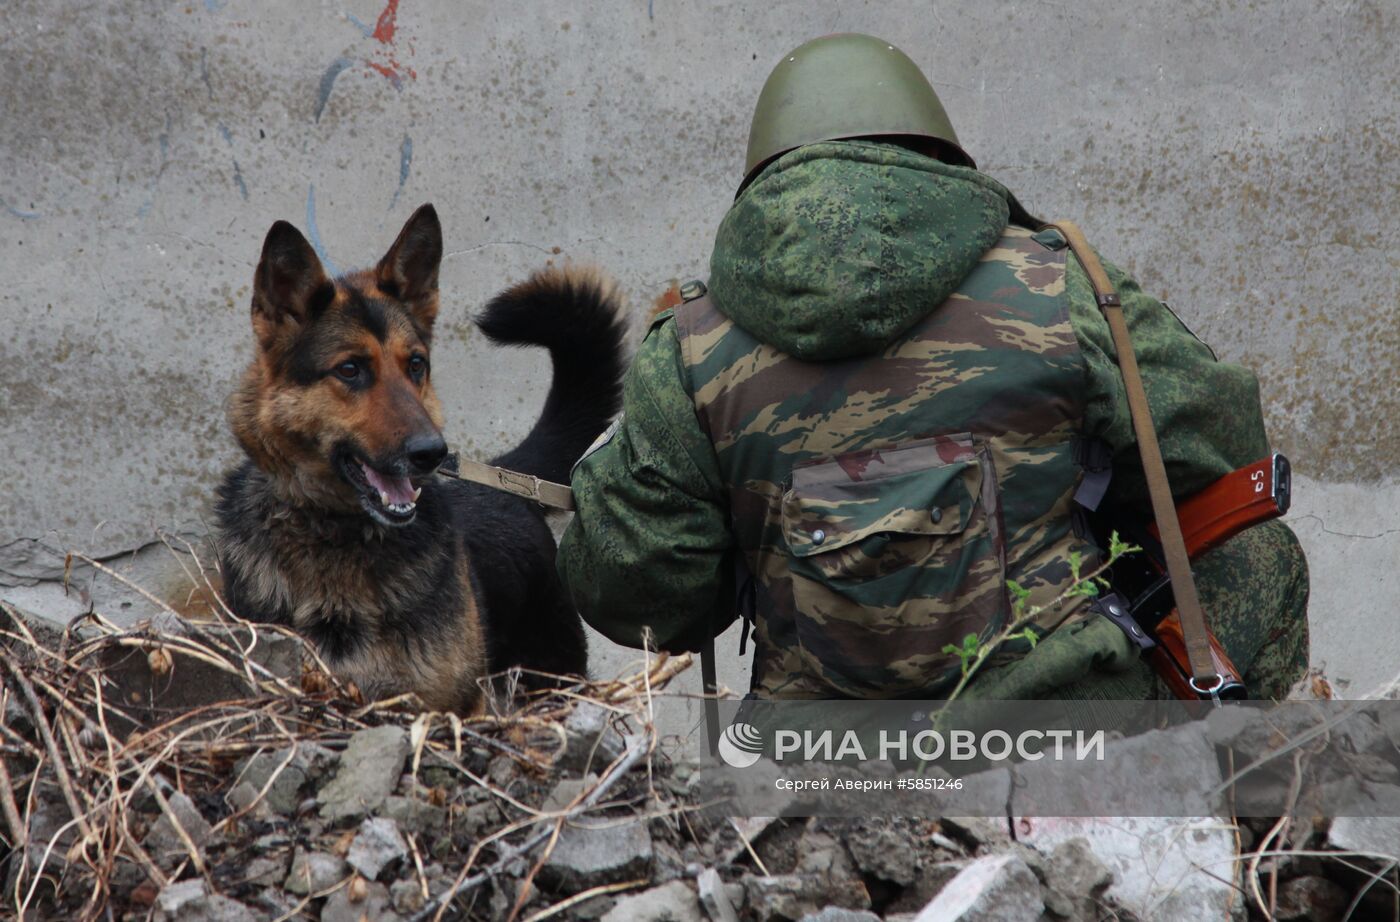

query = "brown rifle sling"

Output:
[[1044, 220, 1221, 692]]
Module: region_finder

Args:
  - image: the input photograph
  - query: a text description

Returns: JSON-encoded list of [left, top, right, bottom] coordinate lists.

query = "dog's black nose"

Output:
[[406, 433, 448, 474]]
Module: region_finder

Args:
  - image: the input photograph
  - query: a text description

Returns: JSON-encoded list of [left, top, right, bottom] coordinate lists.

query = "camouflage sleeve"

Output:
[[556, 315, 738, 652], [1067, 252, 1271, 515]]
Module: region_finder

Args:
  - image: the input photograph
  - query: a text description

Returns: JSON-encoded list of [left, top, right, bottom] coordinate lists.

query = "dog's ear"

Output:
[[377, 204, 442, 331], [253, 221, 333, 332]]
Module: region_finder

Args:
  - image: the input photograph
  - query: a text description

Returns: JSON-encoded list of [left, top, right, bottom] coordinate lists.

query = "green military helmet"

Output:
[[742, 33, 974, 191]]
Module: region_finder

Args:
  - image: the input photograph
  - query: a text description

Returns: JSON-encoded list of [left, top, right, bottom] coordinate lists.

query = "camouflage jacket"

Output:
[[558, 140, 1271, 698]]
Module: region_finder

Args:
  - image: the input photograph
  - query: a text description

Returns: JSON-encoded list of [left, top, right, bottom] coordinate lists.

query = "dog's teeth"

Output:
[[412, 487, 422, 502], [378, 490, 390, 507]]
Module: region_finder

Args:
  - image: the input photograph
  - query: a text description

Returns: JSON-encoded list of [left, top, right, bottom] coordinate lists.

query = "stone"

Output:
[[381, 794, 447, 834], [95, 615, 302, 736], [390, 878, 427, 914], [1012, 722, 1224, 816], [322, 879, 401, 922], [912, 853, 1043, 922], [347, 817, 409, 880], [318, 726, 411, 822], [1016, 816, 1238, 921], [234, 743, 338, 815], [1037, 837, 1113, 920], [1275, 874, 1349, 922], [541, 820, 653, 892], [156, 879, 209, 915], [542, 775, 598, 812], [1337, 712, 1386, 756], [178, 895, 259, 922], [154, 879, 258, 922], [798, 909, 883, 922], [283, 848, 347, 895], [938, 816, 1010, 852], [1327, 815, 1400, 856], [558, 702, 628, 773], [243, 853, 289, 888], [744, 874, 870, 921], [144, 792, 214, 866], [461, 801, 503, 838], [845, 824, 919, 886], [882, 861, 967, 917], [599, 880, 704, 922], [1376, 703, 1400, 752], [652, 838, 689, 884], [223, 782, 269, 817], [697, 868, 740, 922]]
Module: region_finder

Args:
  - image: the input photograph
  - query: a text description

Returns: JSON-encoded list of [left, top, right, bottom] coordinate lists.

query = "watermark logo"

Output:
[[718, 722, 764, 768]]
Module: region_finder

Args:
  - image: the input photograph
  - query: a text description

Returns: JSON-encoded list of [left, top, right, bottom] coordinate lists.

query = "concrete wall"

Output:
[[3, 1, 1396, 703]]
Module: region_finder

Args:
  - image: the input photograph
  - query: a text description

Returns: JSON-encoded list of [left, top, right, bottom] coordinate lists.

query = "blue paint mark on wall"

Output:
[[315, 57, 355, 123], [345, 12, 373, 37], [204, 0, 227, 11], [1, 198, 40, 221], [138, 116, 173, 219], [218, 123, 249, 201], [389, 135, 413, 209], [306, 185, 340, 276], [200, 47, 214, 100]]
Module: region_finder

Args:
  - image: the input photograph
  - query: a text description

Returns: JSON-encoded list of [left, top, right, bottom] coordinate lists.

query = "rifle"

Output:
[[1099, 453, 1292, 701]]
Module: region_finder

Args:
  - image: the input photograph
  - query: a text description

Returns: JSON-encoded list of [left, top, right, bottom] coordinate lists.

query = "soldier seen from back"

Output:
[[558, 33, 1310, 703]]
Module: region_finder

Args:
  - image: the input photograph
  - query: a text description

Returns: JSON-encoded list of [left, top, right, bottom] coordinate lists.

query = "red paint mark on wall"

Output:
[[372, 0, 398, 44], [365, 0, 416, 85]]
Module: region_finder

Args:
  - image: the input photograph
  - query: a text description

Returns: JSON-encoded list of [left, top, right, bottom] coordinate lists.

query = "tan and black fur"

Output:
[[215, 204, 626, 713]]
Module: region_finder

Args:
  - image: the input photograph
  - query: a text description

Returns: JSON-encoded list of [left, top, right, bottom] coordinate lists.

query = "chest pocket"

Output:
[[779, 434, 1009, 697]]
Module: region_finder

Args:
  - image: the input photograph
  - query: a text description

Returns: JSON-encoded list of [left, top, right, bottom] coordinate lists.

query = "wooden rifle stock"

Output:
[[1139, 454, 1292, 700]]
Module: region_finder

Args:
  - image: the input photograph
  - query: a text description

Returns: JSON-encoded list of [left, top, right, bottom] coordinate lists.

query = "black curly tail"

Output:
[[475, 265, 628, 485]]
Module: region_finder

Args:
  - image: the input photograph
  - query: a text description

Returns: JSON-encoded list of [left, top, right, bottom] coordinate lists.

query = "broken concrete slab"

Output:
[[743, 873, 872, 920], [143, 791, 214, 868], [322, 879, 401, 922], [318, 726, 411, 822], [346, 816, 409, 881], [599, 880, 703, 922], [1012, 720, 1225, 817], [697, 867, 740, 922], [558, 701, 628, 774], [798, 909, 883, 922], [1035, 837, 1114, 920], [1016, 816, 1241, 921], [1327, 816, 1400, 858], [234, 742, 338, 816], [540, 819, 654, 892], [94, 613, 303, 734], [283, 848, 348, 895], [911, 852, 1042, 922]]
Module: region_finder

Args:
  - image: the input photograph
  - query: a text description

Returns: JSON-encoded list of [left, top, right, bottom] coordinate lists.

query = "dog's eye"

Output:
[[335, 361, 361, 380], [408, 354, 427, 378]]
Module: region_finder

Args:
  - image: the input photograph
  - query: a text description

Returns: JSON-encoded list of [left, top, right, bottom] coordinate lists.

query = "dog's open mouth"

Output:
[[339, 455, 422, 526]]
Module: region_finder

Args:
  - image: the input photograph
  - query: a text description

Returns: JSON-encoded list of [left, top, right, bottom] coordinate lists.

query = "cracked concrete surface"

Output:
[[1, 1, 1396, 707]]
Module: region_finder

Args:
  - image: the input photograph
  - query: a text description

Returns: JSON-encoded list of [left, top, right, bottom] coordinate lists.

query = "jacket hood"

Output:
[[708, 140, 1013, 361]]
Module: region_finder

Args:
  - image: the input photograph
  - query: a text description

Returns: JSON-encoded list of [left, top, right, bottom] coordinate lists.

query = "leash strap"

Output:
[[1045, 220, 1221, 694], [702, 633, 720, 755], [437, 456, 576, 511]]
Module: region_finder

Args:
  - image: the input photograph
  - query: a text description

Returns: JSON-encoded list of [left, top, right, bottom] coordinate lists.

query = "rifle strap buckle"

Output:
[[1092, 591, 1156, 652]]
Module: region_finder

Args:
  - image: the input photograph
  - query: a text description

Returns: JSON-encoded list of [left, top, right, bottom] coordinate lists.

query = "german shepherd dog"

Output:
[[214, 204, 626, 714]]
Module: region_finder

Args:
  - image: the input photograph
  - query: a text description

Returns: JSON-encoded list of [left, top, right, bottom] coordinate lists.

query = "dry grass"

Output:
[[0, 539, 698, 921]]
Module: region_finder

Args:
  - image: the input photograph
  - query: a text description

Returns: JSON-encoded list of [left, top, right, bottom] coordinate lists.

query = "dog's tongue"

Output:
[[361, 463, 416, 506]]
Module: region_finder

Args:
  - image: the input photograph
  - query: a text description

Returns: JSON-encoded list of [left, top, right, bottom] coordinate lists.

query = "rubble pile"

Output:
[[0, 597, 1395, 921]]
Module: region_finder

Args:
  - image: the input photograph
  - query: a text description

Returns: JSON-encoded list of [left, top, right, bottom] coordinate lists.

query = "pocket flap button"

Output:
[[930, 507, 943, 524], [812, 529, 826, 545]]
